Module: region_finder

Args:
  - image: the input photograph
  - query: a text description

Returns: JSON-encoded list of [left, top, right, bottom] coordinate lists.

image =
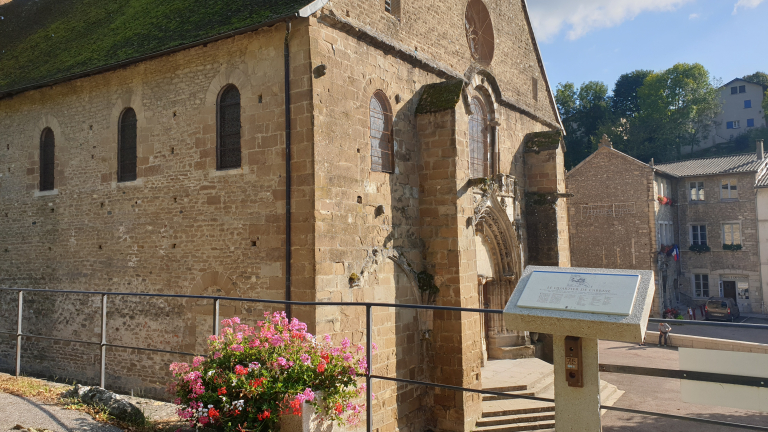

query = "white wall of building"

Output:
[[756, 187, 768, 314], [692, 79, 766, 154]]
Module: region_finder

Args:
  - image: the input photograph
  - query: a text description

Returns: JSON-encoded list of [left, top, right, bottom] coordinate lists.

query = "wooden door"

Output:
[[723, 281, 737, 302]]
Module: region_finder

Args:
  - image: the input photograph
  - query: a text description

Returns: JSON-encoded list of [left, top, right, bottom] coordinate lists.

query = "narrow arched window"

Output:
[[217, 85, 241, 170], [39, 128, 55, 191], [469, 97, 489, 178], [370, 91, 394, 173], [118, 108, 137, 182]]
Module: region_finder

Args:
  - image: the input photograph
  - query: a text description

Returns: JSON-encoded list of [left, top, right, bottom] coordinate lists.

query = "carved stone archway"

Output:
[[473, 174, 527, 357]]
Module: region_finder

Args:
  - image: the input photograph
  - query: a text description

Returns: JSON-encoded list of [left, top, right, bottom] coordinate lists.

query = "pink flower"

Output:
[[232, 317, 241, 324], [192, 356, 204, 367], [277, 357, 288, 368], [324, 334, 332, 343], [341, 337, 351, 349], [302, 388, 315, 402], [230, 344, 244, 352], [213, 352, 222, 359], [249, 362, 261, 370], [249, 339, 261, 348], [356, 344, 364, 353], [300, 354, 311, 365], [372, 342, 378, 352], [220, 318, 232, 328], [343, 353, 353, 362]]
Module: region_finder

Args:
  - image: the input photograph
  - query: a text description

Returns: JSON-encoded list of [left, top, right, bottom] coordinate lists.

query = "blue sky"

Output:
[[526, 0, 767, 93]]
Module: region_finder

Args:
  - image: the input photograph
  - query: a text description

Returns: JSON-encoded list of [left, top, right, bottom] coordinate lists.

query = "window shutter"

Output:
[[727, 121, 733, 129]]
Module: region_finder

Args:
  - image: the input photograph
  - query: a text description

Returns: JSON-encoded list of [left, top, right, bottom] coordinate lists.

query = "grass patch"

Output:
[[0, 374, 65, 404]]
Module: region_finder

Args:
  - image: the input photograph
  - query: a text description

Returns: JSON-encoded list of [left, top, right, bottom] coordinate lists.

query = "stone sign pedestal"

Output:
[[503, 266, 656, 431]]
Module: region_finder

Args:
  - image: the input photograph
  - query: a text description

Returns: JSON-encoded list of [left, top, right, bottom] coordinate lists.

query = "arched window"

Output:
[[118, 108, 137, 182], [469, 97, 489, 178], [39, 128, 55, 191], [370, 91, 394, 173], [465, 0, 495, 65], [217, 85, 241, 170]]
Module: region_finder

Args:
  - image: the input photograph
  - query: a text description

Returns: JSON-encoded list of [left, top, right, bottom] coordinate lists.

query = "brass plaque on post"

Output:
[[565, 336, 583, 388]]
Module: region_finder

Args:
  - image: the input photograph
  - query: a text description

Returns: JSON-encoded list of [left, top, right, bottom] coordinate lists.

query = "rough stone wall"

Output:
[[0, 21, 317, 397], [417, 108, 482, 432], [677, 172, 762, 313], [523, 144, 569, 267], [307, 15, 434, 432], [320, 0, 559, 126], [566, 148, 656, 271]]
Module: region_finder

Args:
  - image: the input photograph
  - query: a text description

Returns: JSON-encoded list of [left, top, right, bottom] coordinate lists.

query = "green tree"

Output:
[[635, 63, 721, 160], [743, 71, 768, 87], [555, 81, 611, 169], [611, 70, 653, 118]]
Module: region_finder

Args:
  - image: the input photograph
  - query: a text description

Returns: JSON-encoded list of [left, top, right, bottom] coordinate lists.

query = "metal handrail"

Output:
[[1, 287, 767, 430]]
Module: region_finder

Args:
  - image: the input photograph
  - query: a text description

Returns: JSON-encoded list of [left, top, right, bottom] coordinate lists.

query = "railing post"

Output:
[[213, 298, 220, 336], [100, 294, 107, 389], [366, 305, 372, 432], [15, 291, 23, 377]]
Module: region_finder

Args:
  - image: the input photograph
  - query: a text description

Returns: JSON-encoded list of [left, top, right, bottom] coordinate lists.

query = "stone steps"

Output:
[[477, 358, 623, 432], [489, 345, 537, 360]]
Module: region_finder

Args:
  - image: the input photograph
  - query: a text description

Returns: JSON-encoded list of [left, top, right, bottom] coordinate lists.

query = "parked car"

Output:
[[704, 297, 740, 321]]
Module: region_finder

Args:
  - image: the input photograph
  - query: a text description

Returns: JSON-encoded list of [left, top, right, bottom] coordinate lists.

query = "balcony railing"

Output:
[[1, 287, 767, 430]]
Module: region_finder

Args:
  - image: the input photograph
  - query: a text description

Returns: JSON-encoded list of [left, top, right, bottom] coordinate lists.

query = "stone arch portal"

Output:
[[473, 175, 528, 359]]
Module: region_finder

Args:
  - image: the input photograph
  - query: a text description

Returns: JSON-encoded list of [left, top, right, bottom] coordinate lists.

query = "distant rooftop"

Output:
[[655, 153, 767, 178]]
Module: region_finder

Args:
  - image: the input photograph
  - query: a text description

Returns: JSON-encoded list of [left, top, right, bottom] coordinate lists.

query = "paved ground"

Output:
[[669, 315, 768, 344], [0, 392, 121, 432], [599, 340, 768, 431]]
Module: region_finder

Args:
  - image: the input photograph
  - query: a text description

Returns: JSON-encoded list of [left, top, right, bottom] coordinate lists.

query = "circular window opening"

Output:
[[465, 0, 494, 65]]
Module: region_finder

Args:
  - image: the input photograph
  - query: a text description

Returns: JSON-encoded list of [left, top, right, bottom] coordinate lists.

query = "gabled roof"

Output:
[[655, 153, 767, 178], [0, 0, 326, 98], [722, 78, 768, 91], [566, 145, 675, 178]]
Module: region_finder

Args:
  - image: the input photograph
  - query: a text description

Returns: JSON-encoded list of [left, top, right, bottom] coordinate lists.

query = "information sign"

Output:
[[516, 271, 640, 316]]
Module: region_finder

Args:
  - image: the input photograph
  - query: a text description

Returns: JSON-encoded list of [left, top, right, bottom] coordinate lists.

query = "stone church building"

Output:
[[0, 0, 568, 430]]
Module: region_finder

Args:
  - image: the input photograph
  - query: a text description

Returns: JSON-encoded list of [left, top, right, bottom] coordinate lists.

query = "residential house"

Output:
[[566, 136, 678, 316], [691, 78, 767, 154], [655, 141, 768, 314]]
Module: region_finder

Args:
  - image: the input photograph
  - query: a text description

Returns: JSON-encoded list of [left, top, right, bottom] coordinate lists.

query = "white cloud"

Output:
[[689, 12, 699, 19], [733, 0, 764, 14], [527, 0, 693, 42]]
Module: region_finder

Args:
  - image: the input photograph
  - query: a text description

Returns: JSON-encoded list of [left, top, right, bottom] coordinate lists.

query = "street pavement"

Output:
[[0, 392, 121, 432], [669, 315, 768, 344], [599, 340, 768, 431]]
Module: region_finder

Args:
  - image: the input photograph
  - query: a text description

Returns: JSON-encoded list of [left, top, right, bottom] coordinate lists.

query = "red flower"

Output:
[[321, 353, 330, 363], [218, 387, 227, 396], [250, 377, 266, 388], [317, 362, 326, 373], [209, 407, 220, 420], [334, 402, 343, 414], [234, 365, 248, 375], [257, 409, 271, 421]]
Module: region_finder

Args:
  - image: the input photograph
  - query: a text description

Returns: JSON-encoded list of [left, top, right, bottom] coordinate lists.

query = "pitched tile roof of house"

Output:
[[654, 153, 767, 178], [0, 0, 324, 97], [756, 166, 768, 188]]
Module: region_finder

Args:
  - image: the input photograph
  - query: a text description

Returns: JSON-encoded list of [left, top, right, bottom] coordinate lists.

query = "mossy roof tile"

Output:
[[0, 0, 315, 95]]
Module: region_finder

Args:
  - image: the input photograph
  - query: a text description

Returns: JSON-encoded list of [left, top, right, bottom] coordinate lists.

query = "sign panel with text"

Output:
[[516, 271, 640, 316]]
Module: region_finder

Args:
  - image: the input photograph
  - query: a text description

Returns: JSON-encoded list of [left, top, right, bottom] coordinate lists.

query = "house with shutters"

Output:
[[656, 140, 768, 315], [691, 78, 767, 154], [0, 0, 570, 430]]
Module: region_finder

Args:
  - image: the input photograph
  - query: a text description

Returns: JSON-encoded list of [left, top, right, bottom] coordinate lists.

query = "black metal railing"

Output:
[[1, 287, 767, 431]]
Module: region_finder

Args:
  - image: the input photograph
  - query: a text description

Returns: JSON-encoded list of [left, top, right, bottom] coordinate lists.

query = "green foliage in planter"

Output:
[[417, 271, 439, 304], [688, 244, 711, 253], [722, 243, 743, 251]]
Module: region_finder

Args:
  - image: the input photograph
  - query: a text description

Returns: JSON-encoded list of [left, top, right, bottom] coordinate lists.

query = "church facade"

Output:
[[0, 0, 568, 430]]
